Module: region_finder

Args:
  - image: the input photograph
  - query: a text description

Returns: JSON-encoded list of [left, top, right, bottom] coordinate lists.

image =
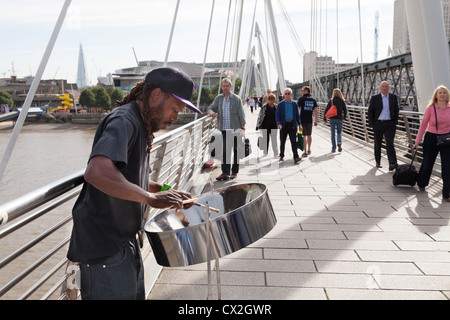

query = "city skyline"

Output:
[[1, 0, 395, 87]]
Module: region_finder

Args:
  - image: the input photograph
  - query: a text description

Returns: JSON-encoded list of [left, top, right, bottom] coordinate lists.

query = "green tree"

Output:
[[91, 87, 111, 110], [192, 86, 213, 108], [234, 78, 242, 95], [0, 90, 14, 107], [109, 88, 124, 109], [79, 88, 95, 110]]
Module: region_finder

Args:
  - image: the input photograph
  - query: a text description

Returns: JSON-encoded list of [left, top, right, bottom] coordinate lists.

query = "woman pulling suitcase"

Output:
[[413, 85, 450, 203]]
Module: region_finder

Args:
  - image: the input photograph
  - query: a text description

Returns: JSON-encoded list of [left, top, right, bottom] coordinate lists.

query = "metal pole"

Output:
[[0, 0, 72, 181], [255, 23, 270, 90], [358, 0, 366, 107], [196, 0, 216, 110], [266, 0, 286, 90], [405, 0, 450, 112], [164, 0, 181, 67], [205, 203, 212, 300], [239, 0, 258, 99], [336, 0, 340, 88], [231, 0, 244, 88]]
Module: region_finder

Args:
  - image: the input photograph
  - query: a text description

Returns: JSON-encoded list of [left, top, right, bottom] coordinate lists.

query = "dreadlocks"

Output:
[[116, 81, 157, 153]]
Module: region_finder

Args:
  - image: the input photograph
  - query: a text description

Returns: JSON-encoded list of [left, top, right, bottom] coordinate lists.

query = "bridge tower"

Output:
[[405, 0, 450, 112]]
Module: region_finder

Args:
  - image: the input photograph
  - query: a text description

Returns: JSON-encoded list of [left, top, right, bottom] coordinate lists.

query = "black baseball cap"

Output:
[[144, 67, 202, 114]]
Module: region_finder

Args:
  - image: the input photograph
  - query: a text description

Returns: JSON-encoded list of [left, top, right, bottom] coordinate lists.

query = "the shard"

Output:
[[77, 43, 88, 89]]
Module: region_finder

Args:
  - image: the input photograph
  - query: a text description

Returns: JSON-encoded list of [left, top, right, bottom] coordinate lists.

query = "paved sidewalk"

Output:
[[149, 107, 450, 300]]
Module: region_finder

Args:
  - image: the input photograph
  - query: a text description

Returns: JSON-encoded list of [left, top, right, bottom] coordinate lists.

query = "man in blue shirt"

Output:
[[276, 88, 301, 164]]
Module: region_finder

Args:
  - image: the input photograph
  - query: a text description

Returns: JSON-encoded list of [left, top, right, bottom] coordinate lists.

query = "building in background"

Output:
[[392, 0, 450, 55], [77, 44, 88, 89], [303, 51, 355, 82], [113, 60, 245, 93]]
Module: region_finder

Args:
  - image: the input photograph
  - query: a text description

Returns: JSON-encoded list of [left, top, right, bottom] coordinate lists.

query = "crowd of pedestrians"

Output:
[[210, 79, 450, 203]]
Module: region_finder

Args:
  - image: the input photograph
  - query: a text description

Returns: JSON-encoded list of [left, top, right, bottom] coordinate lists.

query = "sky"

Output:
[[0, 0, 395, 89]]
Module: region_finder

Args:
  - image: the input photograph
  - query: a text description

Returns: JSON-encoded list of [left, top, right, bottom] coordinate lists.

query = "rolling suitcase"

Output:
[[393, 151, 418, 187]]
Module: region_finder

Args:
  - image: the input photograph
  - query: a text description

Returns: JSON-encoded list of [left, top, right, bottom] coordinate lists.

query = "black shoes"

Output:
[[389, 163, 399, 171]]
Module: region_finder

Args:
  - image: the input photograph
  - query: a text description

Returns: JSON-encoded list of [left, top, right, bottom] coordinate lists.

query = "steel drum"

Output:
[[144, 183, 276, 267]]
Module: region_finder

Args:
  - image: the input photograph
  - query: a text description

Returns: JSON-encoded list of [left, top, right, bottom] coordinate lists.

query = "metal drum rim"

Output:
[[144, 183, 269, 235]]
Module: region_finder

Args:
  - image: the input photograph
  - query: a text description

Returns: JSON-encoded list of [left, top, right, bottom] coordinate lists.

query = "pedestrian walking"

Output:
[[256, 93, 278, 156], [208, 78, 246, 181], [298, 86, 318, 157], [413, 85, 450, 202], [276, 88, 301, 164], [324, 88, 348, 153], [368, 81, 400, 170]]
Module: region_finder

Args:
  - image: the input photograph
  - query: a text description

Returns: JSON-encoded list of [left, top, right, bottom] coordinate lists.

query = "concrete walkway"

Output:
[[149, 106, 450, 300]]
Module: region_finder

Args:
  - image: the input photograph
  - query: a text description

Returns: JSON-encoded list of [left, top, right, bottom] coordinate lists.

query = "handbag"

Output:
[[244, 138, 251, 157], [433, 105, 450, 147], [297, 131, 304, 151], [325, 99, 338, 118]]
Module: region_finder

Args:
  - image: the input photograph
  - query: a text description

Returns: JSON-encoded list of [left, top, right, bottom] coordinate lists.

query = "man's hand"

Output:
[[147, 189, 192, 209]]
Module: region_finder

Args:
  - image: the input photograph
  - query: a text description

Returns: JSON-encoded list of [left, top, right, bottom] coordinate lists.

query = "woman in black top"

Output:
[[324, 88, 348, 153], [256, 94, 278, 156]]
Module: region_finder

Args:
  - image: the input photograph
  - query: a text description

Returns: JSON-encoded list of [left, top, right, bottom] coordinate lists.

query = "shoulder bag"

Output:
[[433, 105, 450, 147], [325, 99, 338, 118]]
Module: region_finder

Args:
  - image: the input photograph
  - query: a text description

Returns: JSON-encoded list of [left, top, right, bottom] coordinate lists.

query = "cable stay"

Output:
[[277, 0, 328, 102]]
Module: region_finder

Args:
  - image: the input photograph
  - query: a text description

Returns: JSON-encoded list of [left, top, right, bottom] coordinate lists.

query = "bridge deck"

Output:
[[149, 107, 450, 300]]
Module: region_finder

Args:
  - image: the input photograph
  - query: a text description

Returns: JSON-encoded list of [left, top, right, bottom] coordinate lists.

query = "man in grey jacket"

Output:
[[208, 78, 246, 180]]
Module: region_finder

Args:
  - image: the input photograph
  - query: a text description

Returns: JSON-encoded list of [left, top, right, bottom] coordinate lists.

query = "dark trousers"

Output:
[[373, 120, 397, 165], [221, 131, 240, 175], [279, 122, 299, 159], [80, 239, 145, 300], [418, 132, 450, 199], [260, 128, 278, 155]]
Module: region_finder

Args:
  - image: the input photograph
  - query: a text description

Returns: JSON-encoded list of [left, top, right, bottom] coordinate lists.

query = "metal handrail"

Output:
[[0, 114, 216, 300]]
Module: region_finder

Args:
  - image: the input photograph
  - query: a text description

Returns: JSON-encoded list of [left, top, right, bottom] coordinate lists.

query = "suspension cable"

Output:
[[196, 0, 216, 110], [358, 0, 366, 106], [164, 0, 181, 66], [218, 0, 233, 95], [0, 0, 72, 181]]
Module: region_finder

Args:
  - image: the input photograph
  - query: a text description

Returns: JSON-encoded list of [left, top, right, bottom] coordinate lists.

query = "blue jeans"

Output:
[[329, 119, 343, 151], [80, 239, 145, 300]]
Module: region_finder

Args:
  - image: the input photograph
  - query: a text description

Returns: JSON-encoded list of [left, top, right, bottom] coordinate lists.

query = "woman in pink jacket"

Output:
[[413, 85, 450, 202]]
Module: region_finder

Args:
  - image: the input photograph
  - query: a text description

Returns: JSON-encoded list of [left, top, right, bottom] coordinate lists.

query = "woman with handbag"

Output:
[[324, 88, 348, 153], [256, 94, 278, 156], [413, 85, 450, 202]]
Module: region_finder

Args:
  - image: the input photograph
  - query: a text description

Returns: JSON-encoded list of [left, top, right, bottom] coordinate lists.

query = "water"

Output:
[[0, 122, 97, 202]]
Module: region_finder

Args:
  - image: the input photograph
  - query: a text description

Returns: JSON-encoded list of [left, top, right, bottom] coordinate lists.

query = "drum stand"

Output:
[[205, 203, 222, 300]]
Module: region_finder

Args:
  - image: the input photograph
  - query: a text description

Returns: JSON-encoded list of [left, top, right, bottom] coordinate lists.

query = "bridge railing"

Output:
[[0, 114, 217, 300], [317, 103, 437, 172]]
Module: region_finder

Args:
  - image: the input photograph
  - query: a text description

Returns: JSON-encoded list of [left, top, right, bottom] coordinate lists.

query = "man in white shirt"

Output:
[[368, 81, 400, 171]]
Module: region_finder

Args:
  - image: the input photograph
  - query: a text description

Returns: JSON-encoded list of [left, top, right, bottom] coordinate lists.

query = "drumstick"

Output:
[[193, 203, 221, 213], [183, 198, 220, 213]]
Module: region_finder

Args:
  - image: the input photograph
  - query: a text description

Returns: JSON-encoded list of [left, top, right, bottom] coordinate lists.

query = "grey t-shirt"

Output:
[[67, 101, 150, 263]]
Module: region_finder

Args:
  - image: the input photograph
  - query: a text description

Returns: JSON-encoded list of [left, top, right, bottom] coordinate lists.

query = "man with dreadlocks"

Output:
[[67, 67, 202, 300]]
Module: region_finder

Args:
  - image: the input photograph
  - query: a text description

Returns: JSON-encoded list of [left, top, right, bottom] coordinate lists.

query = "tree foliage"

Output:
[[0, 90, 14, 107]]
